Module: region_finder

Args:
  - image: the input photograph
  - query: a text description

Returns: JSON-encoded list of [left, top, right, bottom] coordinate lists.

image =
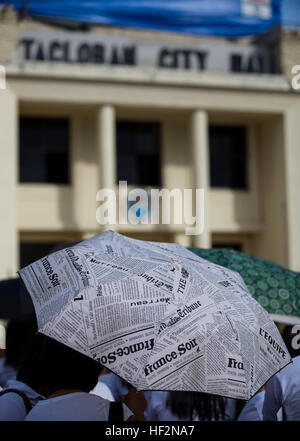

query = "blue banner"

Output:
[[0, 0, 281, 37]]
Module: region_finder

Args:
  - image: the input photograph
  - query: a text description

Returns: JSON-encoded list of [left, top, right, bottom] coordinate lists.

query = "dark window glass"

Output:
[[20, 243, 59, 268], [117, 121, 161, 186], [19, 117, 69, 184], [209, 125, 247, 189], [213, 243, 242, 252]]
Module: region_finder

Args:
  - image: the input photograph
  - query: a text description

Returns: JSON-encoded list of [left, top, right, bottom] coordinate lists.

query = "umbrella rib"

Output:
[[147, 354, 204, 387], [89, 325, 155, 350], [227, 378, 246, 384]]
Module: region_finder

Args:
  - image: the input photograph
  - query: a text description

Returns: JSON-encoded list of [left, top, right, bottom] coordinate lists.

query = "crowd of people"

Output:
[[0, 317, 299, 421]]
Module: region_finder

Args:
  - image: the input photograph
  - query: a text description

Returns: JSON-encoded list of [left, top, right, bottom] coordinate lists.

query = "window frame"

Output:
[[116, 120, 162, 187], [19, 115, 71, 185], [209, 124, 248, 190]]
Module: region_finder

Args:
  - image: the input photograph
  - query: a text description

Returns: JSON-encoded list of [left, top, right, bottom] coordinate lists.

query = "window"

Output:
[[19, 117, 69, 184], [212, 243, 242, 252], [209, 125, 247, 189], [117, 121, 161, 186]]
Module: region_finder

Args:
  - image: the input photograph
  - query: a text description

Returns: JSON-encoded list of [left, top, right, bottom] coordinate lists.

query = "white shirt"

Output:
[[91, 380, 115, 401], [144, 391, 236, 421], [238, 391, 265, 421], [263, 356, 300, 421], [0, 380, 45, 421], [25, 392, 133, 421], [97, 373, 129, 400]]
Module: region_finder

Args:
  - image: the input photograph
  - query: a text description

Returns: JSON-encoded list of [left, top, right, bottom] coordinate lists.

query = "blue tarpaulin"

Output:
[[0, 0, 281, 37]]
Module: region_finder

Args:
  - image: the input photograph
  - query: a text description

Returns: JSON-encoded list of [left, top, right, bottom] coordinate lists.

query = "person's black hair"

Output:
[[50, 242, 79, 254], [166, 391, 226, 421], [5, 316, 37, 369], [32, 334, 102, 393], [17, 332, 53, 396]]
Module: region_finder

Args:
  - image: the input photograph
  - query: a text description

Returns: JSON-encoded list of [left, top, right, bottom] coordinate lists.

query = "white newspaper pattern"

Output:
[[19, 231, 291, 400]]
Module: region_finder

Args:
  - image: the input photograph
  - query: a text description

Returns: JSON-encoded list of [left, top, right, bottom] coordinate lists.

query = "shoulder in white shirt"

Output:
[[238, 391, 265, 421], [0, 380, 45, 421], [263, 356, 300, 421], [90, 380, 115, 402], [26, 392, 133, 421]]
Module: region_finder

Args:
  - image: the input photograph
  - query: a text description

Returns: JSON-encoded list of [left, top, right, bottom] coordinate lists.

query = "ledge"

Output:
[[5, 62, 296, 93]]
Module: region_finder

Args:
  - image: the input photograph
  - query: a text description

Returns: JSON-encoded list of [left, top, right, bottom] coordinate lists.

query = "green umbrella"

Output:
[[188, 247, 300, 324]]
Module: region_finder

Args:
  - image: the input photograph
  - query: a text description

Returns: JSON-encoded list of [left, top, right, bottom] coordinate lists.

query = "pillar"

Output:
[[0, 86, 18, 278], [96, 105, 117, 231], [190, 110, 211, 248]]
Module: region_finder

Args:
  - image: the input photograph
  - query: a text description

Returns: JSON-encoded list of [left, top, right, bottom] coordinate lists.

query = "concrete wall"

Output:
[[251, 116, 288, 266], [283, 103, 300, 271], [0, 86, 18, 278], [15, 102, 292, 252], [280, 28, 300, 78], [0, 6, 18, 65], [9, 86, 300, 272], [71, 111, 99, 232], [208, 121, 262, 233]]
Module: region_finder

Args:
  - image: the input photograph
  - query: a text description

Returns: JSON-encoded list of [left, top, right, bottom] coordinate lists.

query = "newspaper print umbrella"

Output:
[[19, 231, 291, 400], [188, 247, 300, 325]]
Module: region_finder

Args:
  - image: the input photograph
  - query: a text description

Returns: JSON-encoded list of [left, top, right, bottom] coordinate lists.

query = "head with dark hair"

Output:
[[17, 332, 53, 397], [5, 316, 37, 370], [28, 334, 102, 394], [166, 391, 225, 421], [50, 242, 79, 254]]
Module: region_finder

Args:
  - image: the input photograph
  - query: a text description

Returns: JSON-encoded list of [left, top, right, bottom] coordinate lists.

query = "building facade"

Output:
[[0, 7, 300, 278]]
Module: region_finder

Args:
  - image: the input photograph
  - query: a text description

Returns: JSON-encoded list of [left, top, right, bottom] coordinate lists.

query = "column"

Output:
[[71, 114, 99, 232], [190, 110, 211, 248], [174, 233, 192, 248], [0, 86, 18, 278], [96, 105, 117, 231], [254, 115, 287, 267], [283, 105, 300, 271]]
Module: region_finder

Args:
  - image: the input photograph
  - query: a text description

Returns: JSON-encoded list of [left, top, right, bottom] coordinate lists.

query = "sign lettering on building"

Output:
[[14, 31, 279, 74]]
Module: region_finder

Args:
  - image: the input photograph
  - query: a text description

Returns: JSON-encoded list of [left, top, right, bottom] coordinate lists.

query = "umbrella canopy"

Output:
[[19, 231, 291, 400], [188, 248, 300, 325]]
